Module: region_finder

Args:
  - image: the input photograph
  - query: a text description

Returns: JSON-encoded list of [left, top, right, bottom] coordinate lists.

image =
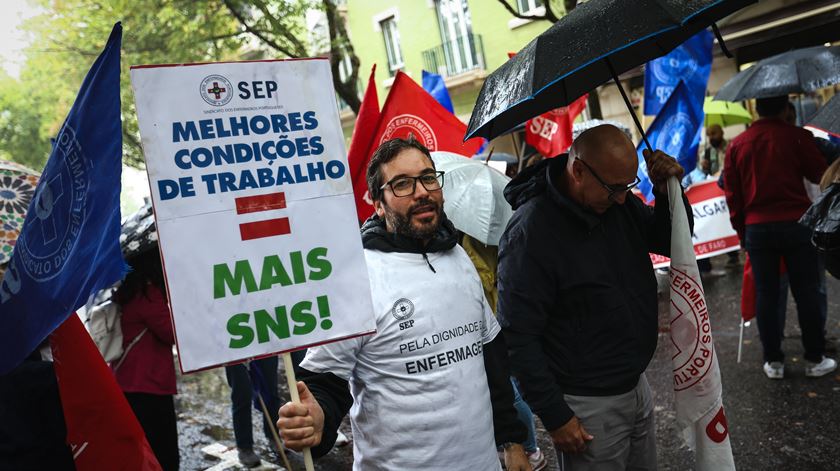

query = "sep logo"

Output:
[[392, 298, 415, 321], [200, 74, 234, 107], [655, 112, 695, 157], [651, 46, 697, 86], [380, 114, 437, 150], [17, 126, 88, 282]]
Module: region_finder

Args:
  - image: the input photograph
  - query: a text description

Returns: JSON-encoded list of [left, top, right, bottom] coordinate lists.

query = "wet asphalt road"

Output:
[[175, 252, 840, 470]]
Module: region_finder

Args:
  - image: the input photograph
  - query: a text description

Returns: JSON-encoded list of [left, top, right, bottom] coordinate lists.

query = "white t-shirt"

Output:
[[301, 245, 502, 471]]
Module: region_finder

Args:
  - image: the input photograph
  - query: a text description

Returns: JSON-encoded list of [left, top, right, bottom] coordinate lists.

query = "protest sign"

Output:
[[649, 180, 739, 268], [131, 59, 376, 373]]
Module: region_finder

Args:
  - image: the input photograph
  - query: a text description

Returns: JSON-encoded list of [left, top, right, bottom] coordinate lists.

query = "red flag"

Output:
[[525, 94, 588, 158], [51, 314, 161, 470], [741, 256, 786, 323], [376, 71, 483, 157], [348, 65, 382, 224], [350, 70, 484, 222]]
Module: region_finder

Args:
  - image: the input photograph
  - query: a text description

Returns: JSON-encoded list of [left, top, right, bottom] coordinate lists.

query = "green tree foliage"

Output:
[[1, 0, 360, 170]]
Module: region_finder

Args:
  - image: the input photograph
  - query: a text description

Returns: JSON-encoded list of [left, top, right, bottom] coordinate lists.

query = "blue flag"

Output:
[[637, 81, 704, 201], [422, 70, 454, 114], [644, 29, 713, 116], [0, 23, 126, 374]]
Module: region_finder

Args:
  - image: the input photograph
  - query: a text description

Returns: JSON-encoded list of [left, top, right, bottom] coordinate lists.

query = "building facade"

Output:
[[341, 0, 840, 152]]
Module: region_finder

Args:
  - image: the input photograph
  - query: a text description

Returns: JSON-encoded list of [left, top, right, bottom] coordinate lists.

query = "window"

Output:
[[380, 17, 404, 74], [517, 0, 543, 13], [435, 0, 478, 75]]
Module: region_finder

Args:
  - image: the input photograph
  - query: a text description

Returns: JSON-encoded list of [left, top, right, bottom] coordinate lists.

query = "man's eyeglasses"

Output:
[[380, 171, 445, 197], [577, 159, 641, 202]]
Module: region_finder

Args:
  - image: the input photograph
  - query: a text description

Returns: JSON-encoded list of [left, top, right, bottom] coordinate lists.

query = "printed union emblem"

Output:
[[651, 46, 697, 85], [391, 298, 415, 321], [655, 112, 694, 156], [669, 267, 715, 391], [379, 114, 438, 150], [200, 74, 234, 107], [18, 126, 88, 281]]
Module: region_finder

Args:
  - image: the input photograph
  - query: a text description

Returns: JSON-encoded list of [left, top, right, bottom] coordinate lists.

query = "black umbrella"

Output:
[[465, 0, 754, 148], [119, 201, 158, 260], [808, 93, 840, 139], [715, 45, 840, 102]]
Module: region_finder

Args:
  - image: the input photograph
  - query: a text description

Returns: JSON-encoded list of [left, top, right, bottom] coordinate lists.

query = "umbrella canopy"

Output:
[[807, 93, 840, 139], [0, 160, 40, 265], [471, 152, 518, 164], [715, 45, 840, 101], [431, 151, 512, 246], [120, 201, 158, 261], [465, 0, 754, 142], [703, 97, 752, 127]]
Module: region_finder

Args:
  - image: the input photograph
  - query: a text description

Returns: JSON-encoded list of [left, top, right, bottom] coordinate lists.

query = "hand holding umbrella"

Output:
[[643, 149, 684, 193]]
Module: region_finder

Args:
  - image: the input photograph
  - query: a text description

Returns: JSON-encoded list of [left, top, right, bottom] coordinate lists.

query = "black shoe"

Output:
[[237, 448, 261, 468]]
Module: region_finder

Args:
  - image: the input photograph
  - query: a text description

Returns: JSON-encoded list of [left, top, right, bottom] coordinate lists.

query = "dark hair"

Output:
[[366, 135, 435, 202], [114, 251, 166, 305], [756, 96, 789, 117]]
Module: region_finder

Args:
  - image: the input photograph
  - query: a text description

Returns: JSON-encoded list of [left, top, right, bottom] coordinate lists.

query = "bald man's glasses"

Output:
[[577, 159, 641, 202]]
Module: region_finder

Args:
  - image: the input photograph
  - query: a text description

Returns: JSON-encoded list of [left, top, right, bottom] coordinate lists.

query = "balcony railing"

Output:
[[422, 33, 485, 78]]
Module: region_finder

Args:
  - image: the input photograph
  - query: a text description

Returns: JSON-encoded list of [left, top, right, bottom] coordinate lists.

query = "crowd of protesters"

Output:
[[3, 89, 840, 471]]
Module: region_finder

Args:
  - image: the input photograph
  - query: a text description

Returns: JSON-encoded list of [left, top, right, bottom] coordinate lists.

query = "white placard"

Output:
[[650, 180, 739, 269], [131, 59, 375, 372]]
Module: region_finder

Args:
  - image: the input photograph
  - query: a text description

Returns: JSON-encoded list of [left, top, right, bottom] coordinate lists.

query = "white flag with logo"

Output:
[[666, 177, 735, 470]]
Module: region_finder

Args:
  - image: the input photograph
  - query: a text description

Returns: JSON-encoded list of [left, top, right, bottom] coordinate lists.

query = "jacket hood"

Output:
[[360, 213, 458, 254], [504, 155, 567, 210]]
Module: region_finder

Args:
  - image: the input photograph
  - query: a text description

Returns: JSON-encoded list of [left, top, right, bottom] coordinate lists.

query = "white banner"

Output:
[[650, 180, 739, 268], [131, 59, 376, 372], [667, 178, 735, 470]]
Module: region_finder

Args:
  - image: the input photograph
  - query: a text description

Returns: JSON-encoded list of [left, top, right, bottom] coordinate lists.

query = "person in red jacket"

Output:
[[113, 251, 178, 470], [723, 95, 835, 380]]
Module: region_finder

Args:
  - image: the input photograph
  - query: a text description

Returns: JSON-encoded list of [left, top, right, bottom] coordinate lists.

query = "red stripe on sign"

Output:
[[235, 192, 286, 214], [239, 217, 291, 240], [685, 180, 725, 203]]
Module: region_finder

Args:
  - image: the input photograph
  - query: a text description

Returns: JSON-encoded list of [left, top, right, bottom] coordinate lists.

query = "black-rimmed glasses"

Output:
[[577, 159, 641, 202], [380, 171, 445, 197]]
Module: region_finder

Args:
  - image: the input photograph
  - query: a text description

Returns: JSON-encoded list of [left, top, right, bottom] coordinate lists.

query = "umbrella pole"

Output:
[[605, 58, 653, 151]]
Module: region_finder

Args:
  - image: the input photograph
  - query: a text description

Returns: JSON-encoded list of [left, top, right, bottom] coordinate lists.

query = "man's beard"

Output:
[[383, 197, 442, 240]]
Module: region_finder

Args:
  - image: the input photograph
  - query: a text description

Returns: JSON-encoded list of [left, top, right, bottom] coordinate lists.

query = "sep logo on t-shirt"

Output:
[[392, 298, 416, 330]]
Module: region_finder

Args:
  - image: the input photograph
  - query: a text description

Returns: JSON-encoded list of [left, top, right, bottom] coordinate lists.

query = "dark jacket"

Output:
[[301, 214, 526, 457], [497, 156, 691, 431]]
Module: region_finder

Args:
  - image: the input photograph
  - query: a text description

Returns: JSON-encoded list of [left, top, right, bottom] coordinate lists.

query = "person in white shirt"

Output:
[[277, 137, 530, 470]]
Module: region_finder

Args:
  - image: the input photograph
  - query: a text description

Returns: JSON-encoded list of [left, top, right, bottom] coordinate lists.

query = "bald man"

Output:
[[497, 125, 687, 471], [704, 124, 726, 175]]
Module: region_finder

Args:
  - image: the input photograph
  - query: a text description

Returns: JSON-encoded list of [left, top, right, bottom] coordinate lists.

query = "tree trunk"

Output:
[[324, 0, 361, 115]]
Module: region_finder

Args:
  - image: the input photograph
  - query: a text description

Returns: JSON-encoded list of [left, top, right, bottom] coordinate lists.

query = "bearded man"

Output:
[[276, 137, 530, 470]]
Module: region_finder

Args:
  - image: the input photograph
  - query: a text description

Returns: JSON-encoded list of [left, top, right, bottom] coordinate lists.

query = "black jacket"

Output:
[[301, 214, 526, 457], [497, 156, 691, 431]]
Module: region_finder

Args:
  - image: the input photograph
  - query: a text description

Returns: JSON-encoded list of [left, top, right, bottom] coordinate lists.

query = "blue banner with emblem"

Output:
[[644, 29, 713, 116], [0, 23, 126, 374], [637, 81, 704, 201]]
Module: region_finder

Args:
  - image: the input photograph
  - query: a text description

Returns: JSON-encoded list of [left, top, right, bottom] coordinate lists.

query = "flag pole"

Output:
[[283, 352, 315, 471], [257, 390, 294, 471]]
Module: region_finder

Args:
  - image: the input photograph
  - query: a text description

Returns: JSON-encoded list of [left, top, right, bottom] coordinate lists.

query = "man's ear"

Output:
[[373, 198, 385, 218], [570, 159, 584, 183]]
